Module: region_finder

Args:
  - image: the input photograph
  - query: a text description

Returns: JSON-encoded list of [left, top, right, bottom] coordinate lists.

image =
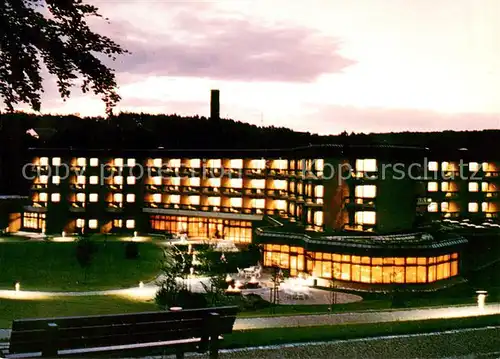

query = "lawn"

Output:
[[0, 241, 164, 291], [226, 314, 500, 349], [0, 295, 159, 328]]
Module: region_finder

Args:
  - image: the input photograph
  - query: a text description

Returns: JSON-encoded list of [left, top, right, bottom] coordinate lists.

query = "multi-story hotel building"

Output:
[[20, 143, 500, 289]]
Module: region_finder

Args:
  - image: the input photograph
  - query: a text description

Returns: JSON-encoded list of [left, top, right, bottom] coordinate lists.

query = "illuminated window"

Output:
[[427, 182, 438, 192], [469, 162, 479, 172], [39, 193, 48, 202], [169, 195, 180, 204], [207, 178, 221, 187], [229, 159, 243, 168], [252, 199, 265, 208], [427, 202, 438, 212], [482, 202, 489, 212], [189, 159, 201, 167], [51, 193, 60, 202], [428, 161, 438, 171], [89, 219, 98, 229], [314, 211, 324, 226], [468, 182, 479, 192], [315, 159, 324, 171], [315, 185, 324, 198], [89, 176, 99, 185], [76, 193, 86, 202], [250, 179, 265, 189], [355, 185, 376, 198], [113, 193, 123, 203], [52, 176, 60, 185], [482, 162, 490, 172], [208, 197, 221, 206], [153, 158, 162, 167], [39, 175, 48, 184], [126, 219, 135, 229], [189, 177, 200, 187], [126, 194, 135, 203], [354, 211, 376, 225], [152, 194, 162, 203], [441, 162, 449, 171], [440, 202, 449, 212], [468, 202, 478, 212], [52, 157, 61, 166], [229, 178, 242, 188], [76, 219, 85, 228], [126, 176, 136, 185], [152, 176, 161, 185], [275, 200, 286, 210], [274, 180, 287, 190], [273, 159, 287, 170], [171, 177, 181, 186], [441, 182, 450, 192], [77, 158, 86, 167], [114, 176, 123, 185], [89, 193, 98, 203], [39, 157, 49, 166], [188, 196, 200, 205], [356, 159, 377, 172], [77, 175, 86, 185], [249, 159, 266, 169], [90, 158, 99, 167], [169, 159, 181, 168], [482, 182, 489, 192], [127, 159, 136, 167], [114, 158, 124, 167], [230, 198, 242, 207]]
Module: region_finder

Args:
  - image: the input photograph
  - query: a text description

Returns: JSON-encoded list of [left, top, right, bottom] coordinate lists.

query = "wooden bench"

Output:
[[5, 306, 238, 358]]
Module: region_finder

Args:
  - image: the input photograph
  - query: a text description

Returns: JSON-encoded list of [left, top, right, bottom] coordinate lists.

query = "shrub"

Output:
[[155, 288, 208, 309], [125, 241, 140, 259]]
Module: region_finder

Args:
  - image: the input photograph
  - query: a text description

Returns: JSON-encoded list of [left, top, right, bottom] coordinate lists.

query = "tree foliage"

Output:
[[0, 0, 127, 114]]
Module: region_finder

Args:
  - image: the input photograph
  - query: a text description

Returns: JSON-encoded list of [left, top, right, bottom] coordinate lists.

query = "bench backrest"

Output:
[[9, 306, 239, 354]]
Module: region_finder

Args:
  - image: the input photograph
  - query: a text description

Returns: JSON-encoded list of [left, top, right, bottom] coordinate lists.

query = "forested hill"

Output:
[[1, 111, 499, 151]]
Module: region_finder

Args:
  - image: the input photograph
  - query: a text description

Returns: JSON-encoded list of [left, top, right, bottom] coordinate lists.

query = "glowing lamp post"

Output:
[[62, 231, 66, 238], [133, 231, 138, 240], [476, 290, 487, 311], [15, 282, 20, 292], [139, 281, 144, 288]]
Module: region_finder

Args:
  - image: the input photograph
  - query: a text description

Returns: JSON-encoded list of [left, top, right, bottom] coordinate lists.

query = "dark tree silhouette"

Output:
[[0, 0, 127, 114]]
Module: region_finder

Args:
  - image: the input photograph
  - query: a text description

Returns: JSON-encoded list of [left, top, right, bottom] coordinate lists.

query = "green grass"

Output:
[[0, 241, 164, 291], [0, 296, 159, 328], [226, 314, 500, 349]]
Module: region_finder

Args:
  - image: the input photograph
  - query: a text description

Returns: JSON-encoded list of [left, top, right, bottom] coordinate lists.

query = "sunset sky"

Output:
[[36, 0, 500, 134]]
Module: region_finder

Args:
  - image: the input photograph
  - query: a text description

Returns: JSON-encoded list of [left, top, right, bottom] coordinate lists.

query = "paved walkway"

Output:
[[233, 304, 500, 330]]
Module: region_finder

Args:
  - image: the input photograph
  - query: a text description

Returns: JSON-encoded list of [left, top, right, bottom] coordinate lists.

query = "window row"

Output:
[[149, 215, 252, 243]]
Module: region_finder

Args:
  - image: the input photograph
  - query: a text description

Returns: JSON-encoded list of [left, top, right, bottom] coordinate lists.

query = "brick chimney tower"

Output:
[[210, 89, 220, 120]]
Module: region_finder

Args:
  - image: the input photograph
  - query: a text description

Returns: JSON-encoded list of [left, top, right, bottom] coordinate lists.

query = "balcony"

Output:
[[266, 189, 288, 198], [344, 197, 376, 209], [244, 169, 266, 178], [221, 188, 242, 196], [69, 203, 85, 213], [201, 187, 219, 195], [304, 197, 323, 207], [182, 186, 200, 194], [145, 184, 163, 192], [244, 188, 265, 197], [23, 205, 47, 213], [31, 184, 48, 190], [106, 203, 123, 213]]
